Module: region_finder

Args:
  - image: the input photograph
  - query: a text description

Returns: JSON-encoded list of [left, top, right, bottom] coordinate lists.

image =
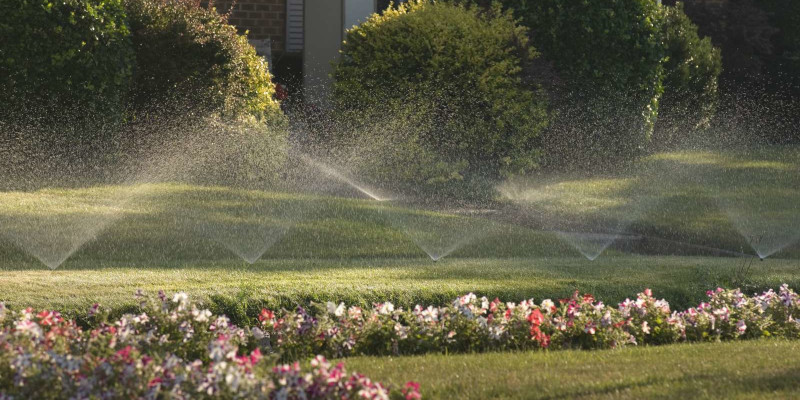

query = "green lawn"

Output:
[[1, 256, 798, 322], [1, 148, 799, 397], [347, 340, 800, 399]]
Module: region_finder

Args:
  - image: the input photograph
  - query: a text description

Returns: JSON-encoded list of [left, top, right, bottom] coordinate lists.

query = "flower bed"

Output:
[[255, 285, 800, 358], [0, 291, 420, 399], [2, 285, 799, 398]]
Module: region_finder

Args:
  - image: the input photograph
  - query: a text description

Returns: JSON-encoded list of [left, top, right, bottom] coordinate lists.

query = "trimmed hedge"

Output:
[[331, 1, 548, 197], [654, 3, 722, 148]]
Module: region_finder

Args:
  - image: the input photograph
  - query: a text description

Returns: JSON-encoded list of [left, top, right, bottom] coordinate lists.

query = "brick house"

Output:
[[212, 0, 391, 105]]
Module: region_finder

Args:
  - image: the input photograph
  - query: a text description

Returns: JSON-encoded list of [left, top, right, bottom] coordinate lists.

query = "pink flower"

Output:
[[736, 320, 747, 334], [403, 381, 422, 400]]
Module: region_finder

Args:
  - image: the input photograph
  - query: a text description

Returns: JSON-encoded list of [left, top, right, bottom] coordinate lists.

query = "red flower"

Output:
[[403, 381, 422, 400], [530, 326, 550, 348], [37, 310, 57, 326], [148, 377, 163, 388], [115, 346, 133, 361], [250, 348, 262, 365], [582, 293, 595, 304], [259, 309, 275, 327], [527, 309, 544, 326], [490, 298, 500, 313]]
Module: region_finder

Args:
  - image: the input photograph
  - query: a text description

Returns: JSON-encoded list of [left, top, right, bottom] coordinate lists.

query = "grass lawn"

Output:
[[346, 340, 800, 399], [1, 148, 799, 397], [1, 256, 799, 323]]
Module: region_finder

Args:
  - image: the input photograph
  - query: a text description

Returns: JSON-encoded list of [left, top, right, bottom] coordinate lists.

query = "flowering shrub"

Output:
[[0, 291, 418, 399], [3, 285, 800, 398], [255, 285, 800, 359]]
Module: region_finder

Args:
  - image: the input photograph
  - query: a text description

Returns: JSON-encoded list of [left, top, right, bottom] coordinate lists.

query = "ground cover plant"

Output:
[[2, 284, 800, 398], [0, 292, 420, 399]]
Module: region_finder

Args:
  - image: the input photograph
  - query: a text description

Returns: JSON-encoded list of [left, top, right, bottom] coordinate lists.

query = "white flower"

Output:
[[327, 302, 346, 317], [251, 327, 265, 340], [192, 308, 212, 323], [641, 321, 650, 334], [14, 320, 42, 339], [394, 323, 409, 340], [378, 302, 394, 315], [601, 310, 612, 327], [541, 299, 555, 313], [172, 292, 188, 304]]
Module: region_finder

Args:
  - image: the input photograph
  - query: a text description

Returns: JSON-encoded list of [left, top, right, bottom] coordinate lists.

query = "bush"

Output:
[[124, 0, 284, 124], [653, 3, 722, 148], [0, 0, 134, 128], [331, 1, 548, 198], [501, 0, 665, 167], [0, 0, 288, 184]]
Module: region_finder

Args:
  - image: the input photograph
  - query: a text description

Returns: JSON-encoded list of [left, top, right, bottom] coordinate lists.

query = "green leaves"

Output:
[[332, 0, 548, 198]]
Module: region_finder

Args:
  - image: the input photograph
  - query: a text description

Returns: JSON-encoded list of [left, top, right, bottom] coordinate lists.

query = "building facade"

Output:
[[212, 0, 381, 105]]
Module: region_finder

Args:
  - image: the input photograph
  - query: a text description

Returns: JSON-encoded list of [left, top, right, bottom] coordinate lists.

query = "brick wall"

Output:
[[213, 0, 286, 52]]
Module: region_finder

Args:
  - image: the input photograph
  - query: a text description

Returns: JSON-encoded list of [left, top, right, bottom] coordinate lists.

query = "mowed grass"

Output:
[[346, 340, 800, 399], [1, 257, 799, 321], [1, 148, 800, 398], [0, 148, 798, 316]]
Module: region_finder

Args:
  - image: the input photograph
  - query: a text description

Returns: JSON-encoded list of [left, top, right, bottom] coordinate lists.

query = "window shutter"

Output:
[[286, 0, 304, 53]]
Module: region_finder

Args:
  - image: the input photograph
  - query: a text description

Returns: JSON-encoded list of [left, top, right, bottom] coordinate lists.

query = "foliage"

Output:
[[0, 0, 134, 129], [757, 0, 800, 79], [653, 3, 722, 148], [497, 0, 665, 167], [248, 284, 800, 360], [0, 292, 418, 399], [332, 0, 548, 194], [682, 0, 799, 86], [2, 284, 799, 398], [124, 0, 284, 123], [122, 0, 287, 186]]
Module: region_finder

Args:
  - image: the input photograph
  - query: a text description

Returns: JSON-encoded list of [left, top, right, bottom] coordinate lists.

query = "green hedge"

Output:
[[0, 0, 134, 127], [331, 1, 548, 197], [124, 0, 284, 123], [499, 0, 665, 167], [654, 3, 722, 148], [0, 0, 287, 184]]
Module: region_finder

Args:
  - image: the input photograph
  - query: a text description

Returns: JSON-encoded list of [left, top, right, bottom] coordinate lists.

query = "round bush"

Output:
[[331, 1, 548, 196], [0, 0, 134, 126], [124, 0, 285, 124], [654, 3, 722, 148], [505, 0, 665, 167]]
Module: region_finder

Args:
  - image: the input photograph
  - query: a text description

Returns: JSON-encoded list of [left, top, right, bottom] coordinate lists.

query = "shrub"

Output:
[[500, 0, 665, 167], [331, 1, 548, 197], [124, 0, 285, 124], [653, 3, 722, 148], [0, 0, 134, 128], [0, 293, 418, 399]]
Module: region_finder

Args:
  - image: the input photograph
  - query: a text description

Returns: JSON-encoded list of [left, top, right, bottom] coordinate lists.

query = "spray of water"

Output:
[[382, 205, 495, 261], [297, 153, 393, 202], [553, 231, 620, 261]]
